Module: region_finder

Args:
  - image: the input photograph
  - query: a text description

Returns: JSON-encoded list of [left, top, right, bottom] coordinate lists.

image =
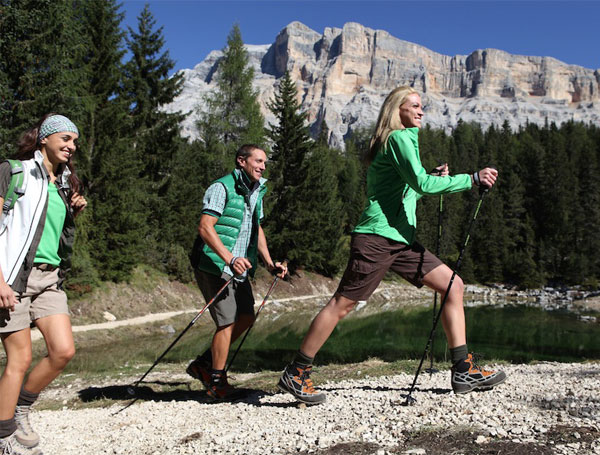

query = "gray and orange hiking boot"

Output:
[[278, 364, 326, 404], [186, 356, 212, 389], [0, 432, 43, 455], [14, 405, 39, 448], [206, 371, 237, 401], [451, 353, 506, 394]]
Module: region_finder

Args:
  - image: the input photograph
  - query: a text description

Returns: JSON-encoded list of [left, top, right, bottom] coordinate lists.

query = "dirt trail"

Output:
[[30, 281, 409, 342]]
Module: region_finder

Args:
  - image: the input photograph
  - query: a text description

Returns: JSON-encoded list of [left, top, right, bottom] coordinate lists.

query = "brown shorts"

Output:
[[194, 270, 255, 327], [0, 267, 69, 333], [336, 234, 443, 301]]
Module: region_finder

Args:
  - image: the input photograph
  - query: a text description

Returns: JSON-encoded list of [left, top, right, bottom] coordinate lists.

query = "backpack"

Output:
[[2, 159, 25, 215]]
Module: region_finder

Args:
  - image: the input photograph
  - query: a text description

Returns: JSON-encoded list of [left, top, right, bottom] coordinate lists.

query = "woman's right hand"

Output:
[[0, 280, 18, 311], [477, 167, 498, 188]]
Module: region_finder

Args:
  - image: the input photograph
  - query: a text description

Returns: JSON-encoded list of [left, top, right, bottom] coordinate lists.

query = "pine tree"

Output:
[[263, 71, 312, 269], [78, 0, 146, 282], [290, 141, 345, 276], [123, 4, 184, 182], [340, 127, 369, 234], [495, 122, 542, 287], [563, 122, 600, 285], [123, 3, 187, 273], [196, 23, 265, 176], [0, 0, 89, 157], [470, 125, 505, 283]]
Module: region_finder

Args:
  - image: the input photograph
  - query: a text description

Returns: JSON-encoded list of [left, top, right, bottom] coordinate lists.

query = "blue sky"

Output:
[[122, 1, 599, 74]]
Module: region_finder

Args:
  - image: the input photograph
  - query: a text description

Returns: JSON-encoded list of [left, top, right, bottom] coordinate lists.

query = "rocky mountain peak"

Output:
[[163, 21, 600, 149]]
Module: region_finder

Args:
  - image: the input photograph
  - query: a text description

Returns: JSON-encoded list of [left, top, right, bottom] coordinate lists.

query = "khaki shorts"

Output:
[[194, 269, 255, 327], [336, 234, 443, 301], [0, 267, 69, 333]]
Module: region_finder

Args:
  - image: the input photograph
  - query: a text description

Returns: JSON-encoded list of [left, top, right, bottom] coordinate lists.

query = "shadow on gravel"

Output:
[[298, 425, 600, 454], [78, 382, 279, 407], [78, 382, 206, 404], [325, 384, 452, 396]]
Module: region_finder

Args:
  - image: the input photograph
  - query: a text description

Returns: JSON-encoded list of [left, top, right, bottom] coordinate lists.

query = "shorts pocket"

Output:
[[347, 259, 379, 286], [351, 259, 378, 274]]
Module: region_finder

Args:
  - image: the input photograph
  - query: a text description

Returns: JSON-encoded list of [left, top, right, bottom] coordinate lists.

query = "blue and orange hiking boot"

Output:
[[186, 356, 212, 389], [206, 371, 237, 401], [278, 364, 326, 404], [451, 353, 507, 394]]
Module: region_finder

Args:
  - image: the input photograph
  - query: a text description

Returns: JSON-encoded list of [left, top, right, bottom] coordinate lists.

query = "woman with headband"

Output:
[[0, 114, 87, 454]]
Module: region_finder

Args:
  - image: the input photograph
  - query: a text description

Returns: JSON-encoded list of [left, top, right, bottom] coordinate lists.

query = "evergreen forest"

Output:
[[1, 1, 599, 293]]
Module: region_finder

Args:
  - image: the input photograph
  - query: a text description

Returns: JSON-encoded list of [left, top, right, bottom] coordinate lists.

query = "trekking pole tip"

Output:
[[402, 395, 417, 406]]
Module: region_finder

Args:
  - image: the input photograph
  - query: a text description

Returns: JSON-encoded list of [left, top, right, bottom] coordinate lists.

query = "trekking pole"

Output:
[[426, 163, 446, 376], [403, 183, 491, 406], [225, 261, 287, 373], [426, 193, 443, 376], [125, 276, 234, 397]]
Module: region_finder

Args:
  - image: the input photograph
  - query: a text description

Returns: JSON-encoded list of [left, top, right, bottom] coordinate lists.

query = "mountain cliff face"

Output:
[[164, 21, 600, 149]]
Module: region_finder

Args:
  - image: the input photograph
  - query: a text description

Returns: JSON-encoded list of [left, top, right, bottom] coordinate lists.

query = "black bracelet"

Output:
[[229, 257, 238, 268], [473, 171, 481, 186]]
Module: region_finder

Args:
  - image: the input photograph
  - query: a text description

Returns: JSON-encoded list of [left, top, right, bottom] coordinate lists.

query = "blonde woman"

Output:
[[0, 114, 87, 453], [278, 86, 506, 404]]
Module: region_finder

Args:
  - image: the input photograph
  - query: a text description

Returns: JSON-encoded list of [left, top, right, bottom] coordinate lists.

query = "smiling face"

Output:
[[399, 93, 424, 129], [237, 147, 267, 183], [40, 131, 78, 167]]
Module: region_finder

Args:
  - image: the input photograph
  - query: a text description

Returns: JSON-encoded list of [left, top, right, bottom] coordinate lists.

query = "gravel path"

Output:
[[31, 362, 600, 454]]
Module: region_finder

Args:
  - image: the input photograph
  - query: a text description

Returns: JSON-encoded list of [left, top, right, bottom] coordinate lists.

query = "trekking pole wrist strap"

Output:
[[230, 256, 238, 269], [473, 171, 481, 186]]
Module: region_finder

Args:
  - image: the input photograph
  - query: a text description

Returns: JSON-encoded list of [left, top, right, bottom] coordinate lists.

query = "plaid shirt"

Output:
[[202, 169, 264, 278]]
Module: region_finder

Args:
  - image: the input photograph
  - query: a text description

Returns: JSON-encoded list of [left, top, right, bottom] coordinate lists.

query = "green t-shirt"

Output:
[[34, 183, 67, 266], [353, 128, 472, 245]]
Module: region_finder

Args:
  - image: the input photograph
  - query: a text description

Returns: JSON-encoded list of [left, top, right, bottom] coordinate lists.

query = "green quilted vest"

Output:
[[192, 171, 267, 277]]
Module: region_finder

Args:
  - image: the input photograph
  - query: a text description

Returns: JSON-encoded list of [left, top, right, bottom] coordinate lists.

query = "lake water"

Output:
[[56, 303, 600, 375]]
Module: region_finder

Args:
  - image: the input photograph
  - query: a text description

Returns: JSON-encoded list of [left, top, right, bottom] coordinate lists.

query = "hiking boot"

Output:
[[14, 406, 39, 448], [186, 356, 212, 389], [0, 432, 43, 455], [206, 372, 236, 400], [451, 353, 507, 394], [278, 364, 326, 404]]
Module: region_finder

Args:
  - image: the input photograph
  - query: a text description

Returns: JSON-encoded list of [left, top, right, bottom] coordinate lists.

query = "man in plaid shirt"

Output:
[[187, 144, 287, 400]]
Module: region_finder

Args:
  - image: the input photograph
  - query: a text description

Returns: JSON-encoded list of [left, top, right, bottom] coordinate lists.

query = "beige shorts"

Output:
[[0, 267, 69, 333]]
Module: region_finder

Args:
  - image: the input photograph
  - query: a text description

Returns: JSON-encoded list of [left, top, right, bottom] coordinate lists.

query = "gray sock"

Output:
[[17, 387, 39, 407], [293, 350, 314, 368], [0, 418, 16, 439], [450, 344, 468, 365]]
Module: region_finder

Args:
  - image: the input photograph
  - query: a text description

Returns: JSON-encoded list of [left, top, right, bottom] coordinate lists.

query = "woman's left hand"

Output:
[[71, 192, 87, 216]]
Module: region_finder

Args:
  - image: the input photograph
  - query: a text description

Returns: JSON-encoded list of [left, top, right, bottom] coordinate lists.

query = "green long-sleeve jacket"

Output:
[[353, 128, 472, 245]]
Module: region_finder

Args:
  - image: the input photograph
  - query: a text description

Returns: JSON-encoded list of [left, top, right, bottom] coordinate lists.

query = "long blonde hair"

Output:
[[364, 86, 419, 165]]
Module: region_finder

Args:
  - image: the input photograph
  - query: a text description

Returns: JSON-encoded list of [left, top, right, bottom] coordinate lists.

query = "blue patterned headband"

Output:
[[38, 115, 79, 141]]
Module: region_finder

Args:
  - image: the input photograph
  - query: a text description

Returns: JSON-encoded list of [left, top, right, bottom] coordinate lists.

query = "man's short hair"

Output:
[[235, 144, 262, 167]]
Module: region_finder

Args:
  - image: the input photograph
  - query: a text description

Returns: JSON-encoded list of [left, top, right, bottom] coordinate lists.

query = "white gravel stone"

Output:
[[26, 362, 600, 454]]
